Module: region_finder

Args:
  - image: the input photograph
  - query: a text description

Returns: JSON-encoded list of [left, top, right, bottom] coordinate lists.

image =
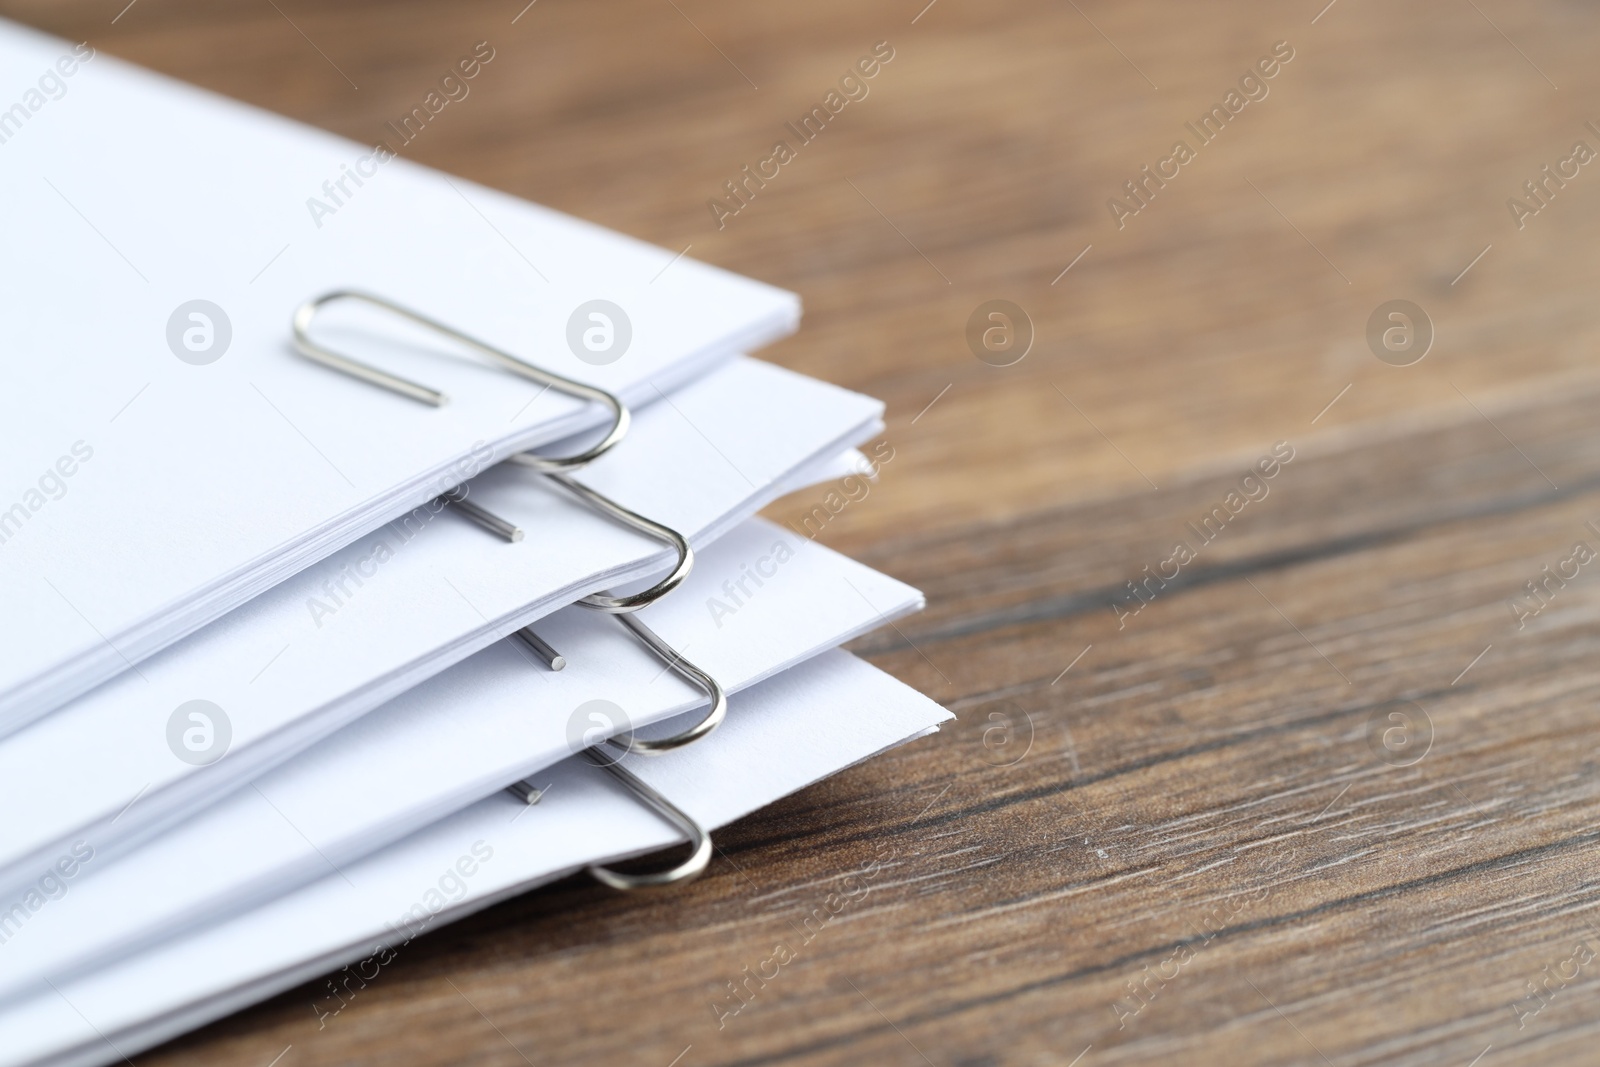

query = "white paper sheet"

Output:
[[0, 651, 947, 1067], [0, 18, 799, 730], [0, 358, 881, 901], [0, 520, 919, 1007]]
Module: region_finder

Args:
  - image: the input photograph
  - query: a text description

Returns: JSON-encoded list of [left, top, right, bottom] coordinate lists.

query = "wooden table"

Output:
[[10, 0, 1600, 1063]]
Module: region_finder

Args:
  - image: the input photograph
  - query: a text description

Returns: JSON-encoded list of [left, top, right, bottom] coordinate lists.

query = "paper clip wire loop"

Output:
[[291, 291, 630, 473], [542, 474, 693, 613], [603, 613, 727, 756], [584, 754, 712, 890]]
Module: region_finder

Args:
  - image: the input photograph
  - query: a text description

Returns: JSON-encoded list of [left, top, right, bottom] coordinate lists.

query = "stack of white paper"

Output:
[[0, 18, 798, 731], [0, 523, 927, 1011], [0, 652, 949, 1067], [0, 17, 948, 1065], [0, 356, 885, 896]]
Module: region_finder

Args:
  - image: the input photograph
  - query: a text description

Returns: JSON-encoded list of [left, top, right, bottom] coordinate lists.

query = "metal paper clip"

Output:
[[438, 488, 524, 543], [291, 291, 629, 473], [502, 755, 710, 890], [504, 614, 723, 761], [583, 754, 712, 890], [603, 613, 726, 755], [542, 474, 694, 613], [505, 779, 545, 805], [514, 625, 566, 671]]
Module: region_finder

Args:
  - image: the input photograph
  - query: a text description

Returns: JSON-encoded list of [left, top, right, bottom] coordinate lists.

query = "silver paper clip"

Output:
[[543, 474, 693, 613], [292, 291, 629, 474], [502, 613, 726, 774], [442, 473, 694, 610], [583, 753, 712, 890], [603, 613, 727, 755], [504, 753, 711, 889], [514, 626, 566, 671], [438, 487, 524, 543]]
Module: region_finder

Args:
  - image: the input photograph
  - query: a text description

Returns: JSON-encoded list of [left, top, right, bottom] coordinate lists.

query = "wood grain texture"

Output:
[[8, 0, 1600, 1063]]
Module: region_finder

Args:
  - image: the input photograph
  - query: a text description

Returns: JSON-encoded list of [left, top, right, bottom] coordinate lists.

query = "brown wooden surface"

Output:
[[10, 0, 1600, 1063]]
